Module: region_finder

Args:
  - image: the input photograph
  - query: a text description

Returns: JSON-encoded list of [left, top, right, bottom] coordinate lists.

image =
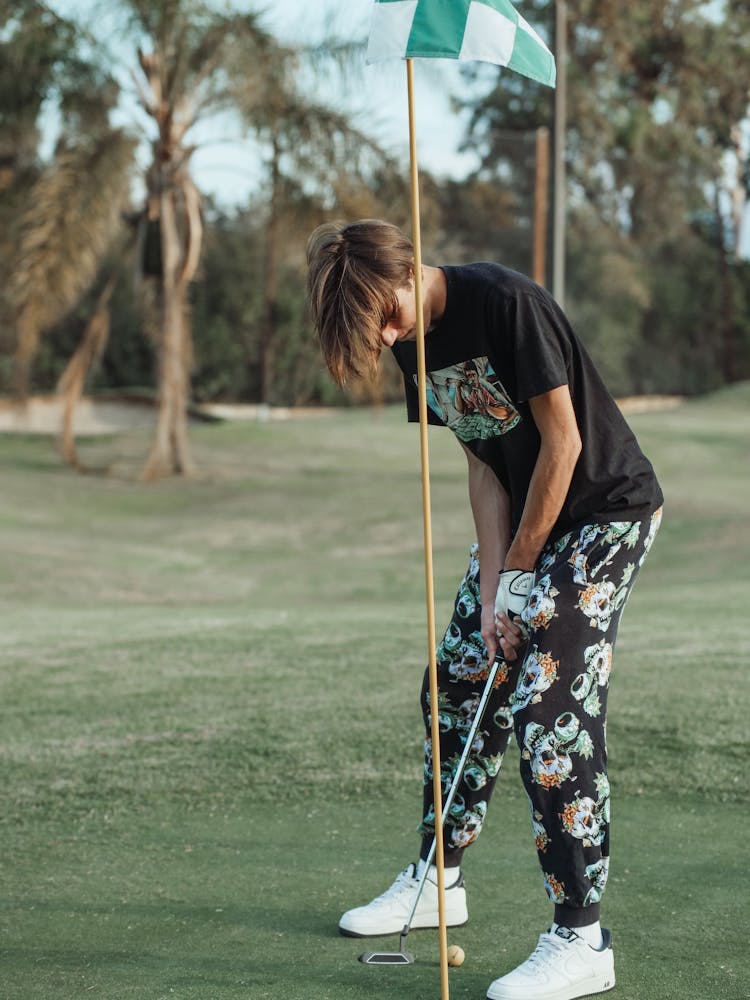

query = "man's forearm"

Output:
[[461, 442, 511, 604], [504, 385, 583, 571], [504, 437, 580, 570], [460, 442, 525, 665], [469, 464, 510, 608]]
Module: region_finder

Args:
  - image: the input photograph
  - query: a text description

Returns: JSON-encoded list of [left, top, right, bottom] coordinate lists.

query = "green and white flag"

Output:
[[367, 0, 556, 87]]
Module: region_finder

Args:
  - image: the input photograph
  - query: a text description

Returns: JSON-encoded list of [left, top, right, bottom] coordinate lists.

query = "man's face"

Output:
[[379, 280, 418, 347]]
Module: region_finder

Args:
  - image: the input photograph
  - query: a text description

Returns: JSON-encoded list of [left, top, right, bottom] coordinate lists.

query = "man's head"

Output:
[[306, 219, 414, 385]]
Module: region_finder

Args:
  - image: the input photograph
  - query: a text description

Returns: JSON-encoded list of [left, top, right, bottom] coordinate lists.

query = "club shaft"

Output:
[[402, 657, 501, 934]]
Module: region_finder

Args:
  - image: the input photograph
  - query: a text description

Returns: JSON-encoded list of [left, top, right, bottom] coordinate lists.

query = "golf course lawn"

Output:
[[1, 385, 747, 999]]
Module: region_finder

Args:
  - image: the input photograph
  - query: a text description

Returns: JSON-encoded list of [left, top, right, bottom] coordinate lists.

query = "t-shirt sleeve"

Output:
[[507, 290, 572, 403]]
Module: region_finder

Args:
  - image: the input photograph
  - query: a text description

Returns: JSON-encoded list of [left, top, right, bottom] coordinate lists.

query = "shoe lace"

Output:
[[371, 868, 417, 906], [523, 932, 569, 971]]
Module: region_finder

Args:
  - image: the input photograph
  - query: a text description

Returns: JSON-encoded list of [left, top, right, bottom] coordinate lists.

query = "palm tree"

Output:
[[126, 4, 391, 470], [5, 1, 404, 475], [1, 2, 132, 402], [122, 0, 283, 479], [7, 1, 290, 476], [9, 135, 136, 404]]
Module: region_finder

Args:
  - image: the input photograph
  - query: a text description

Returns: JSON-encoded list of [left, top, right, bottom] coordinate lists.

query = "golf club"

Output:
[[359, 654, 502, 965]]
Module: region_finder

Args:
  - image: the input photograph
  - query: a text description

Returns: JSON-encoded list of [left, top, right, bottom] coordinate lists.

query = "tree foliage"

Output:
[[459, 0, 750, 393], [10, 133, 135, 396], [2, 0, 749, 434], [0, 2, 125, 381], [0, 0, 405, 472]]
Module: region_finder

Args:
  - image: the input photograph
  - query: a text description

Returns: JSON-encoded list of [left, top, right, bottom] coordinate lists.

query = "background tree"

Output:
[[6, 1, 747, 423], [236, 46, 408, 405], [121, 0, 284, 479], [458, 0, 750, 395], [1, 1, 404, 473], [0, 2, 131, 398]]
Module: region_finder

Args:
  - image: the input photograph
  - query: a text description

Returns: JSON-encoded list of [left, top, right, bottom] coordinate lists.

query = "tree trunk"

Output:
[[12, 313, 39, 403], [714, 184, 738, 384], [259, 137, 280, 405], [140, 185, 195, 481], [57, 275, 116, 470]]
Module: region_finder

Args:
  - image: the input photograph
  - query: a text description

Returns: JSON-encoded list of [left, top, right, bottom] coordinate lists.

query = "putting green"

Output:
[[0, 386, 747, 998]]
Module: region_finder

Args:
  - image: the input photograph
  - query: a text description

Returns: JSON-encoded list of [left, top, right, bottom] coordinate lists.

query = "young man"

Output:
[[306, 219, 663, 1000]]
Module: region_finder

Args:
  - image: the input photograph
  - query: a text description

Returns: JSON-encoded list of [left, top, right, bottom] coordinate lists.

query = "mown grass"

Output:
[[0, 386, 748, 999]]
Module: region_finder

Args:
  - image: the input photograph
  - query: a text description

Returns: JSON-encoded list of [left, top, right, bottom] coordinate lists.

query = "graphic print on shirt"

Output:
[[416, 357, 521, 442]]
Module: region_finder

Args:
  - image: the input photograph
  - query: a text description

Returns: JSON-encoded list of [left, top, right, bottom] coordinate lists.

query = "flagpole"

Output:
[[406, 57, 450, 1000], [553, 0, 567, 308]]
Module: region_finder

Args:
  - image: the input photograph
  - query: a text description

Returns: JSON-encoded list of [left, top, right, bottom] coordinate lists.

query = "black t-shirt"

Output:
[[391, 263, 663, 539]]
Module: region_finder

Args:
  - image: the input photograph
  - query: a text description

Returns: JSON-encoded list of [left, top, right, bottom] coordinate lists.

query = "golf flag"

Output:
[[367, 0, 556, 87]]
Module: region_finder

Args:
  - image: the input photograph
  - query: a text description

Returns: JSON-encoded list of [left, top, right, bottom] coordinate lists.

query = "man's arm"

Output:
[[503, 384, 582, 571], [459, 442, 522, 664]]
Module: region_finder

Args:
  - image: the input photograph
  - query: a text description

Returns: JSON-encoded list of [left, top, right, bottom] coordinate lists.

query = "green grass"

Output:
[[0, 387, 748, 999]]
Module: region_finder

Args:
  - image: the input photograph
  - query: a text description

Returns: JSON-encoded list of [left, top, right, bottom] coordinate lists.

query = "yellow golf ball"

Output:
[[447, 944, 465, 967]]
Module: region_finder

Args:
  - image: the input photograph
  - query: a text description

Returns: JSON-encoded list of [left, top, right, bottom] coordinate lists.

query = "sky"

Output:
[[43, 0, 749, 253], [45, 0, 488, 207], [234, 0, 486, 191]]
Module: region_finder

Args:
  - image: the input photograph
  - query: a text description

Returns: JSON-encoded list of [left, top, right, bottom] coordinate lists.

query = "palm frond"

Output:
[[129, 4, 279, 134], [186, 11, 273, 81], [10, 128, 137, 397]]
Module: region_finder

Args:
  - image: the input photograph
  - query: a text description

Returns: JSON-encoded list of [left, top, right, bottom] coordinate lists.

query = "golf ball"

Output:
[[447, 944, 465, 967]]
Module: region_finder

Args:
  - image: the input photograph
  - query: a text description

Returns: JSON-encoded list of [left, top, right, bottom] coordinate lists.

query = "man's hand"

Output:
[[495, 569, 535, 618], [480, 569, 534, 666], [481, 603, 526, 665]]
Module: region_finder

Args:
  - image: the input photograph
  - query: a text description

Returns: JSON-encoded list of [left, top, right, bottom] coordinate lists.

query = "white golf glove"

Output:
[[495, 569, 535, 620]]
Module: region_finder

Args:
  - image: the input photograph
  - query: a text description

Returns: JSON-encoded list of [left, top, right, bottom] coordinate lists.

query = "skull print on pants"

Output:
[[420, 508, 661, 910]]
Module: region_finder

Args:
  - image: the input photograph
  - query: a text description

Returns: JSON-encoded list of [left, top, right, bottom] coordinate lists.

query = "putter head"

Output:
[[358, 948, 414, 965], [359, 924, 413, 964]]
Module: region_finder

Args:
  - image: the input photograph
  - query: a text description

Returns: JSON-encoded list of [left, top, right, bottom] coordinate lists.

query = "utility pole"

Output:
[[533, 126, 550, 287], [553, 0, 567, 308]]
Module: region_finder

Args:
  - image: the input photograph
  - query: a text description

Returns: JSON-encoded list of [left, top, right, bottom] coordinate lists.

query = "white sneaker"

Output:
[[338, 864, 468, 937], [486, 926, 615, 1000]]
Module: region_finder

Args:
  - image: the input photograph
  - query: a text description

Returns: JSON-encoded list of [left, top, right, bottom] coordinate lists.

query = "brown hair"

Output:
[[306, 219, 414, 385]]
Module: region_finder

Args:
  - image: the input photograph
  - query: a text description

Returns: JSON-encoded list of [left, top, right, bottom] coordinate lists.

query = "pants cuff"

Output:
[[554, 902, 601, 927], [419, 840, 464, 869]]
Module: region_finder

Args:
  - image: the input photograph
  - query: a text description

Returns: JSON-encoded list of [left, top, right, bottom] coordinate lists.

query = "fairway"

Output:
[[1, 387, 748, 999]]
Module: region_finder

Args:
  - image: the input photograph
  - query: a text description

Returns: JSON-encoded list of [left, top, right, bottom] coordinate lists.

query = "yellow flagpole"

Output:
[[406, 57, 450, 1000]]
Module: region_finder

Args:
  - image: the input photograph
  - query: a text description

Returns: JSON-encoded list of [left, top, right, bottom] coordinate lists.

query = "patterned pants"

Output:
[[419, 509, 662, 914]]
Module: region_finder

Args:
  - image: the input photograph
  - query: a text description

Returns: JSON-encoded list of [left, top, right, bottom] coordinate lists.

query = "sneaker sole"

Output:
[[486, 970, 615, 1000], [487, 972, 615, 1000], [339, 915, 469, 939]]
